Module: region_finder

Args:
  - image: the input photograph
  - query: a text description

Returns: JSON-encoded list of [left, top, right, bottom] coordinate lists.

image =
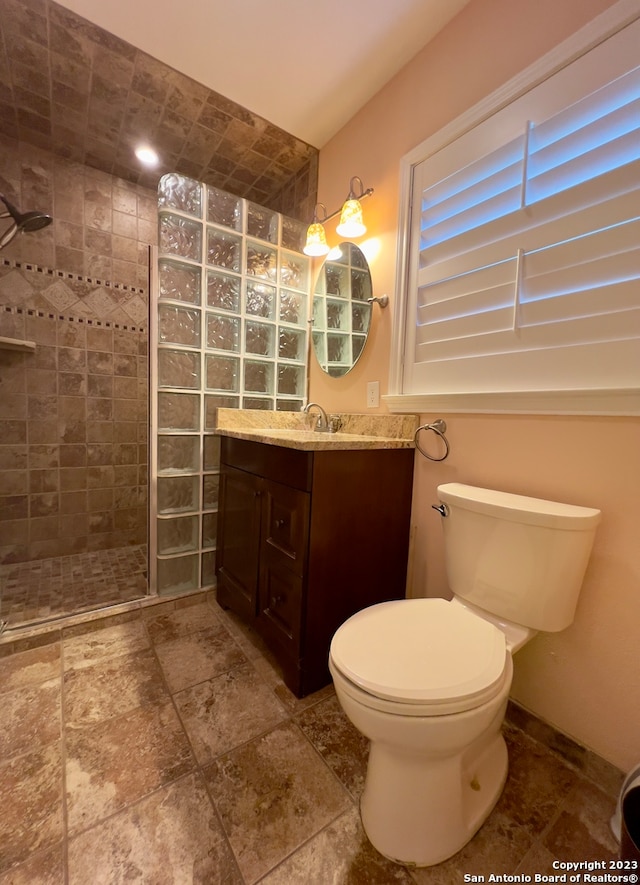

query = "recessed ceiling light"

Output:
[[135, 145, 160, 168]]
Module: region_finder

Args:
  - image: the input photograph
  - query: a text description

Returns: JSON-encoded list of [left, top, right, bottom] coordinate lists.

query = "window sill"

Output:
[[383, 388, 640, 416]]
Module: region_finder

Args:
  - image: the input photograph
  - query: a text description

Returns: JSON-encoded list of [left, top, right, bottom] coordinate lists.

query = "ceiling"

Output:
[[0, 0, 470, 220], [53, 0, 471, 148]]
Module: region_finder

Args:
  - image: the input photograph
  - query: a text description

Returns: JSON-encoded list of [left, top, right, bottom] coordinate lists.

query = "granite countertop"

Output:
[[214, 409, 419, 451]]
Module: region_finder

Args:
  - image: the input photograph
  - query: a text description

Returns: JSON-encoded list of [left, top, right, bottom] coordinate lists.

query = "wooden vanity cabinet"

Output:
[[216, 435, 414, 697]]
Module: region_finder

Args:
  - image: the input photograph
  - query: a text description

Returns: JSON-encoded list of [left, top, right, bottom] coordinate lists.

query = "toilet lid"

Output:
[[330, 598, 507, 706]]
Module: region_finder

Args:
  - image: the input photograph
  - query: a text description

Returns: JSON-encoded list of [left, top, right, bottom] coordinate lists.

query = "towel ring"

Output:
[[414, 418, 450, 462]]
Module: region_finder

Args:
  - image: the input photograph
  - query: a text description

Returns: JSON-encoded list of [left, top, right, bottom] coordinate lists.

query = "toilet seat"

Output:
[[330, 597, 508, 715]]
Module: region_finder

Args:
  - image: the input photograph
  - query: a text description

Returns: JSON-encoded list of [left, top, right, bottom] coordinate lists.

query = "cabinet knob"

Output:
[[271, 594, 285, 608], [275, 518, 285, 529]]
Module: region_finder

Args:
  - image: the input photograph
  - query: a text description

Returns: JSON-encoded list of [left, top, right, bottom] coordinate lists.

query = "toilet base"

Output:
[[360, 724, 508, 867]]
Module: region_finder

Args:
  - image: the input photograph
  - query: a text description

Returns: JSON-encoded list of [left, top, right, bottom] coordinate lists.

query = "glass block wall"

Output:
[[150, 174, 311, 595]]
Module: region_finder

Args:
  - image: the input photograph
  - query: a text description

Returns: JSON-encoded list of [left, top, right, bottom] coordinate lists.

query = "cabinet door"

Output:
[[257, 480, 309, 672], [216, 465, 262, 620]]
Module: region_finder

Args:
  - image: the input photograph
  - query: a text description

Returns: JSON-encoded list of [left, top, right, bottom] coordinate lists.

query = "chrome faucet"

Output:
[[303, 401, 330, 432]]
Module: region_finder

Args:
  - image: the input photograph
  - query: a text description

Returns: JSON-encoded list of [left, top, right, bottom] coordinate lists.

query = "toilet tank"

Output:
[[437, 483, 601, 633]]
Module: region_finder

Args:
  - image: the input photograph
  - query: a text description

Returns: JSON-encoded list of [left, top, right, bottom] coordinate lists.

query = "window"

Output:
[[389, 4, 640, 415]]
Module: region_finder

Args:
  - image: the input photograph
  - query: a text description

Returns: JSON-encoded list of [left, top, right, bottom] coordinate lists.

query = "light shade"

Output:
[[303, 221, 330, 257], [336, 199, 366, 238]]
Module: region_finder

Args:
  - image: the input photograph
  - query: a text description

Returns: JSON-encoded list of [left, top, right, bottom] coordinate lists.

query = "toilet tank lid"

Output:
[[438, 483, 601, 530]]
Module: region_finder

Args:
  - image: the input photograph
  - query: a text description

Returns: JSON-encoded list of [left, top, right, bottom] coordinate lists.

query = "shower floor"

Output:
[[0, 545, 148, 630]]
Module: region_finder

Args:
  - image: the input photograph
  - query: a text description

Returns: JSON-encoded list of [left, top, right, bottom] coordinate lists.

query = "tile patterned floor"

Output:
[[0, 595, 622, 884], [0, 545, 148, 629]]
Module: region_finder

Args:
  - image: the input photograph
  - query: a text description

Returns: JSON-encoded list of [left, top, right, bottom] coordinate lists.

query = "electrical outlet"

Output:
[[367, 381, 380, 408]]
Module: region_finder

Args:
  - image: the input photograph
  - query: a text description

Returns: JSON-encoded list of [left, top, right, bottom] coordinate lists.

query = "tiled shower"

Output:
[[0, 136, 314, 631], [0, 142, 154, 629]]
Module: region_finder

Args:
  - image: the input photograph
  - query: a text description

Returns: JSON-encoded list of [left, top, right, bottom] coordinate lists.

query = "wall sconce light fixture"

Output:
[[304, 176, 374, 257]]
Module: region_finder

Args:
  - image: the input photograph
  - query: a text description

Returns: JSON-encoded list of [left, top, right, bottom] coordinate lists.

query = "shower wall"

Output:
[[0, 137, 155, 565]]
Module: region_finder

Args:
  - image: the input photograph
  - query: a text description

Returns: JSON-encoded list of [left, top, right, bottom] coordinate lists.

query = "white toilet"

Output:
[[329, 482, 600, 867]]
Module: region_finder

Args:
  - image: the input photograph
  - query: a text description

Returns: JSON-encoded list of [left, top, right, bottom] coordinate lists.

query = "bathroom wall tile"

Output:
[[59, 444, 86, 468], [86, 397, 112, 420], [87, 465, 115, 488], [2, 420, 27, 444], [26, 367, 57, 395], [32, 344, 57, 371], [86, 351, 113, 375], [0, 469, 28, 495], [27, 395, 58, 420], [204, 720, 351, 883], [86, 420, 113, 442], [0, 445, 27, 470], [86, 488, 113, 511], [0, 394, 27, 420], [60, 490, 87, 514], [0, 494, 29, 521], [30, 492, 59, 517], [58, 372, 86, 396], [28, 418, 59, 444], [86, 327, 113, 352], [29, 469, 58, 493], [59, 467, 87, 491], [30, 515, 60, 542], [28, 445, 58, 469]]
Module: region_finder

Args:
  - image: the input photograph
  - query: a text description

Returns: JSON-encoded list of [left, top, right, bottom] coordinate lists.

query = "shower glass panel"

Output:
[[152, 174, 311, 595]]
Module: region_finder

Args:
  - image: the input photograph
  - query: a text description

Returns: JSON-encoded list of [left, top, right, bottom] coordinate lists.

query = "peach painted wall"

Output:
[[311, 0, 640, 772]]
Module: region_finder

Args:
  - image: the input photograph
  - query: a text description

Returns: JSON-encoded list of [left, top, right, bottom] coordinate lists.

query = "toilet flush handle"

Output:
[[431, 503, 449, 517]]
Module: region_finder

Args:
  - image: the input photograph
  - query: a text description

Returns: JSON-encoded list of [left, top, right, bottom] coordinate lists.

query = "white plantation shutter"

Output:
[[395, 9, 640, 414]]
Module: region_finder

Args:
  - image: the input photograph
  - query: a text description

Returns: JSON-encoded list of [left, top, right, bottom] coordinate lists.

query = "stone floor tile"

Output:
[[497, 726, 578, 837], [63, 619, 150, 671], [0, 678, 60, 759], [515, 841, 562, 876], [174, 662, 288, 763], [67, 773, 243, 885], [262, 806, 416, 885], [63, 647, 168, 728], [543, 778, 618, 861], [154, 625, 246, 693], [0, 742, 63, 875], [0, 843, 64, 885], [0, 643, 60, 695], [144, 601, 221, 644], [295, 694, 369, 801], [204, 720, 352, 883], [65, 701, 194, 834]]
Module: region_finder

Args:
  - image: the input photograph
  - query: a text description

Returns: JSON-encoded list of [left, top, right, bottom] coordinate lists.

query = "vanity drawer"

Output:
[[258, 554, 303, 657], [261, 479, 309, 576], [220, 437, 312, 491]]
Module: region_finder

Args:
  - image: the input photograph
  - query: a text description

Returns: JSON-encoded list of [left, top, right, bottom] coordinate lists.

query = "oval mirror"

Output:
[[311, 243, 373, 377]]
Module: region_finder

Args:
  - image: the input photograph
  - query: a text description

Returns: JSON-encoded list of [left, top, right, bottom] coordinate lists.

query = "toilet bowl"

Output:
[[329, 597, 513, 866], [329, 483, 601, 868]]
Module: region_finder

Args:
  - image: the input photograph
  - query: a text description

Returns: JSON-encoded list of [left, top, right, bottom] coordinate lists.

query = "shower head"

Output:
[[0, 193, 53, 250]]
